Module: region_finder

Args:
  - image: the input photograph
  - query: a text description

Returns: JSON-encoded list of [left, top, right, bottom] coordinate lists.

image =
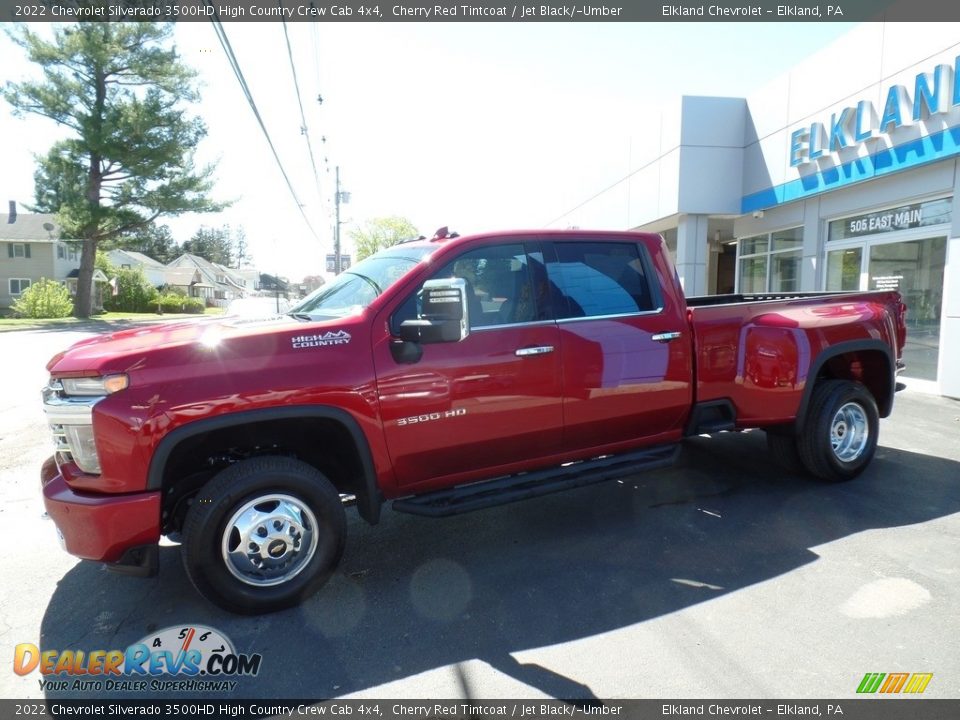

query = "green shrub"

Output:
[[182, 297, 206, 314], [155, 294, 203, 314], [104, 268, 159, 313], [155, 294, 205, 314], [158, 294, 185, 313], [12, 278, 74, 319]]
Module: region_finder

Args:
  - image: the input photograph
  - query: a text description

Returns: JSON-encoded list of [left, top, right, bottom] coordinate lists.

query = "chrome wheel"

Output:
[[220, 494, 319, 587], [830, 402, 869, 463]]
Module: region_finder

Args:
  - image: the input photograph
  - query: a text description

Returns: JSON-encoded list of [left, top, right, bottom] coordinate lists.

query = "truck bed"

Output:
[[687, 290, 906, 428]]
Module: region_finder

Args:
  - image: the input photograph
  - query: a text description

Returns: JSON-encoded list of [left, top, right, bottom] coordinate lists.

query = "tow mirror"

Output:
[[398, 278, 470, 344]]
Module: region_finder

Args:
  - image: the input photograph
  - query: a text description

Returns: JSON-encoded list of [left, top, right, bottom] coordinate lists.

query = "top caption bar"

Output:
[[3, 0, 960, 22]]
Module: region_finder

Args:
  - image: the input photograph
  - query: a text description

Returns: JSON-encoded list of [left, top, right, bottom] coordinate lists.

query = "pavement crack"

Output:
[[109, 583, 156, 642]]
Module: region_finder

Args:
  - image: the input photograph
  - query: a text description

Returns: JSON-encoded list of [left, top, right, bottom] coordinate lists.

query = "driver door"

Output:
[[372, 241, 564, 490]]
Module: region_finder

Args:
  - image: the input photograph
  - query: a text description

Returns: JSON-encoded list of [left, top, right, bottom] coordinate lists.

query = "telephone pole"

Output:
[[334, 166, 342, 275], [333, 166, 350, 275]]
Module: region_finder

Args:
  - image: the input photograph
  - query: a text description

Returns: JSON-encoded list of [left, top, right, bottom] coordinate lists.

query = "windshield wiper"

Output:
[[286, 312, 314, 322], [345, 271, 383, 295]]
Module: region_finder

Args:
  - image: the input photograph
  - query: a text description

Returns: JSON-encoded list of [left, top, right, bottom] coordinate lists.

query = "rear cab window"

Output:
[[546, 241, 661, 319]]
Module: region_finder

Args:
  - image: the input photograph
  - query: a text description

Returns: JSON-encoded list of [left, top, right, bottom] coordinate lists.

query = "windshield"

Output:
[[290, 246, 433, 319]]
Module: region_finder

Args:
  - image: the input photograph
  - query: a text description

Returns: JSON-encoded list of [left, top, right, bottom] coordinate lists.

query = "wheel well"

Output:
[[159, 417, 368, 535], [817, 349, 892, 417]]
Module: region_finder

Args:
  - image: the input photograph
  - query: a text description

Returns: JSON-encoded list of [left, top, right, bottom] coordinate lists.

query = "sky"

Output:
[[0, 20, 858, 282]]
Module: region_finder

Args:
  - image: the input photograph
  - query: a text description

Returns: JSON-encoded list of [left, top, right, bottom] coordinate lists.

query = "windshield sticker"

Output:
[[292, 331, 352, 349]]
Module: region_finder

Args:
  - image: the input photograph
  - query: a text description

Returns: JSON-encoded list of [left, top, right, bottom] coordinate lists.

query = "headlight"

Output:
[[63, 424, 101, 474], [61, 374, 128, 396]]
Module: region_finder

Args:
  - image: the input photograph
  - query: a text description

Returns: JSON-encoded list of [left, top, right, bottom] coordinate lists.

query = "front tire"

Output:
[[797, 379, 879, 482], [182, 457, 346, 614]]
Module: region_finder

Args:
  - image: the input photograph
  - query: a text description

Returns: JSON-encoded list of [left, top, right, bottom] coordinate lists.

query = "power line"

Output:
[[544, 152, 664, 228], [309, 22, 336, 225], [280, 12, 324, 208], [205, 3, 322, 244]]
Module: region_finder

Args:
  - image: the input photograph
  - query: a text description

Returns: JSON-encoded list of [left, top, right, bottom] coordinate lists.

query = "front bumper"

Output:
[[41, 456, 161, 565]]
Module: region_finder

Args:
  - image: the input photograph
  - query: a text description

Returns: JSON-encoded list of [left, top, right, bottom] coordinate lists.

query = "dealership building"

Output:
[[553, 23, 959, 398]]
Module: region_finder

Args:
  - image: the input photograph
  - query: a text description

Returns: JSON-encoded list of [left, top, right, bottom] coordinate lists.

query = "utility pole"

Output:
[[334, 165, 341, 275], [333, 166, 350, 275]]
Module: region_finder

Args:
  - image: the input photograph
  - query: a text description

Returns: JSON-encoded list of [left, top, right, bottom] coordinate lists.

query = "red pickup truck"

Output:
[[41, 229, 906, 613]]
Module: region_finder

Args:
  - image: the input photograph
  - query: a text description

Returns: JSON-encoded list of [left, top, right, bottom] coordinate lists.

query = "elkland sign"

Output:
[[790, 54, 960, 168]]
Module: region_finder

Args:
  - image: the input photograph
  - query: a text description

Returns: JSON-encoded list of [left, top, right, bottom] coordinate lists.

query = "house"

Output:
[[0, 202, 107, 312], [106, 248, 264, 307], [106, 249, 208, 298], [167, 253, 249, 307], [106, 249, 167, 287], [234, 266, 261, 293]]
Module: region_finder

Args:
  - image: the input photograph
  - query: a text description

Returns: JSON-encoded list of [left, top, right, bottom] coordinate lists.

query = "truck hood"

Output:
[[46, 315, 312, 375]]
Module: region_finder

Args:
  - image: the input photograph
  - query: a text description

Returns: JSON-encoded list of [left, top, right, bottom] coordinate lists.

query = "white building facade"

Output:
[[553, 24, 960, 398]]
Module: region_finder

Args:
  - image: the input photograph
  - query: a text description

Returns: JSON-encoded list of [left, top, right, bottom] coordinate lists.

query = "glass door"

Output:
[[825, 247, 863, 291], [867, 237, 946, 381], [826, 237, 946, 381]]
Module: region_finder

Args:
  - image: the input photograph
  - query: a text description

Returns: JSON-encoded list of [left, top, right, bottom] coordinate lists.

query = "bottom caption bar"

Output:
[[4, 700, 959, 720]]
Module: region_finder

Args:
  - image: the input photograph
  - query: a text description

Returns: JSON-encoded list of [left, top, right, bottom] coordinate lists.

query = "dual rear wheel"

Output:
[[766, 379, 879, 482]]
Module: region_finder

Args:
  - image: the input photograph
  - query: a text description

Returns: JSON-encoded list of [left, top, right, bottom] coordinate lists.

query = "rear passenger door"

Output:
[[545, 239, 692, 452]]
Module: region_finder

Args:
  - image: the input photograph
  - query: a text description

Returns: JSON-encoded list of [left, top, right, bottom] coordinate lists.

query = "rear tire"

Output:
[[182, 456, 346, 614], [765, 426, 805, 474], [797, 379, 879, 482]]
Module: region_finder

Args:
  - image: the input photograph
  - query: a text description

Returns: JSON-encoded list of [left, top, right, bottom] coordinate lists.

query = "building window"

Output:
[[8, 243, 30, 259], [55, 244, 79, 261], [736, 228, 803, 293], [9, 278, 31, 295]]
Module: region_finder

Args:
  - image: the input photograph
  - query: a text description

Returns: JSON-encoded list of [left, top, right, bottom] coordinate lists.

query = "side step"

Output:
[[392, 444, 679, 518]]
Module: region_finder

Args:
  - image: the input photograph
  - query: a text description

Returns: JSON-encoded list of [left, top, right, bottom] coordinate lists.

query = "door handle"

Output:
[[515, 345, 554, 356], [651, 331, 682, 343]]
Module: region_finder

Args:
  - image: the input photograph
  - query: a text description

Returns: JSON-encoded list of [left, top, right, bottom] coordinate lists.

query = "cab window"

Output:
[[547, 242, 657, 319], [391, 243, 545, 332]]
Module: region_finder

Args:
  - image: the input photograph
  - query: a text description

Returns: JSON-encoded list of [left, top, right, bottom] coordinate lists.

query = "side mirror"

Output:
[[398, 278, 470, 344]]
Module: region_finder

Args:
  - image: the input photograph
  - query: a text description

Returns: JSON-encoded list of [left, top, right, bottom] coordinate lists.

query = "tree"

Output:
[[3, 23, 225, 317], [182, 225, 243, 266], [233, 227, 253, 268], [103, 267, 159, 313], [349, 217, 419, 262], [112, 223, 180, 264], [301, 275, 326, 294], [95, 249, 117, 277]]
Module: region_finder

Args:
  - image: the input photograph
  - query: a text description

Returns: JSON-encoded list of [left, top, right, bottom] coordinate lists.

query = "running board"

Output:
[[392, 444, 679, 518]]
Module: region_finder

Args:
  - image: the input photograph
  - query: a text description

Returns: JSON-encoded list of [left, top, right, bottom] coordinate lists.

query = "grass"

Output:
[[0, 307, 224, 333]]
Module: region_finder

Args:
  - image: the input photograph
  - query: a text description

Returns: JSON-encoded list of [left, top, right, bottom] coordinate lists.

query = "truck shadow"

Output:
[[38, 430, 960, 700]]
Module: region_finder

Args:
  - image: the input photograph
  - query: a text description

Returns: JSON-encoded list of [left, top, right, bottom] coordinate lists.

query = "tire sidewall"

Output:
[[184, 459, 345, 614], [819, 383, 879, 479]]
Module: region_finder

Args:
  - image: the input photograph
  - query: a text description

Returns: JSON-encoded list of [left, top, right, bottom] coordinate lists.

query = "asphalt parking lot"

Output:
[[0, 324, 958, 701]]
